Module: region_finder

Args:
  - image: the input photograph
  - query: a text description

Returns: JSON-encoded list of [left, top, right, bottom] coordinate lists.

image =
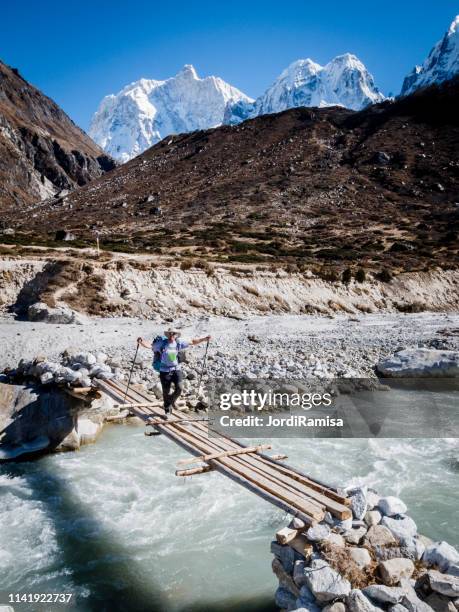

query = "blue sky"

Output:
[[1, 1, 457, 131]]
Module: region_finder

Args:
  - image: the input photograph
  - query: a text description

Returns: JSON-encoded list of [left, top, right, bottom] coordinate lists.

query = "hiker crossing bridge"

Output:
[[94, 379, 351, 528]]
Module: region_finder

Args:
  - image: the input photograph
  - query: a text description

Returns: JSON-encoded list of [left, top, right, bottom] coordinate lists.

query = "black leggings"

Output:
[[159, 370, 183, 411]]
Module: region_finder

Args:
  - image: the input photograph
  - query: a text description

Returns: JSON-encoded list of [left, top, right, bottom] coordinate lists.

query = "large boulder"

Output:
[[364, 525, 398, 548], [423, 542, 459, 572], [274, 586, 297, 610], [306, 523, 330, 542], [347, 589, 382, 611], [382, 515, 417, 540], [428, 570, 459, 597], [378, 496, 407, 517], [363, 585, 405, 605], [28, 302, 86, 325], [347, 486, 368, 520], [376, 349, 459, 378], [304, 559, 351, 602], [379, 558, 415, 585]]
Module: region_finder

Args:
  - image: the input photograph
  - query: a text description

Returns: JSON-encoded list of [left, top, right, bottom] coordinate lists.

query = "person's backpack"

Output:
[[152, 335, 168, 372], [152, 336, 187, 371]]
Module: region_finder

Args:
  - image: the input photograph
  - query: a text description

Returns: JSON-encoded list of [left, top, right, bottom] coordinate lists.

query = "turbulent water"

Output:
[[0, 422, 458, 612]]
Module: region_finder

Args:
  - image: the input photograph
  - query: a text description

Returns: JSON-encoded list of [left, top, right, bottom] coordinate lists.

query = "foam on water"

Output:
[[0, 422, 458, 611]]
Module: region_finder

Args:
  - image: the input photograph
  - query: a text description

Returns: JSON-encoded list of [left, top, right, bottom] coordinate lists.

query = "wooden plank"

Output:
[[177, 444, 272, 466], [288, 534, 314, 559], [176, 465, 213, 477], [190, 420, 350, 519], [276, 526, 300, 545], [115, 383, 333, 520], [99, 380, 343, 521], [170, 421, 325, 521]]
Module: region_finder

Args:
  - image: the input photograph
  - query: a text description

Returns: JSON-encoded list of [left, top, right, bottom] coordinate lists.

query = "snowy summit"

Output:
[[225, 53, 385, 124], [401, 15, 459, 96], [89, 65, 252, 162], [91, 55, 384, 163]]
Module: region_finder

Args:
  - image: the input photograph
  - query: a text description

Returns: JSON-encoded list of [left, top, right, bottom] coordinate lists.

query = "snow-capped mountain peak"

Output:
[[89, 66, 252, 162], [247, 53, 385, 118], [401, 15, 459, 96]]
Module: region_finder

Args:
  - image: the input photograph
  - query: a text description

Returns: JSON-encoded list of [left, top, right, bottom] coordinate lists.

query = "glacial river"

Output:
[[0, 422, 458, 612]]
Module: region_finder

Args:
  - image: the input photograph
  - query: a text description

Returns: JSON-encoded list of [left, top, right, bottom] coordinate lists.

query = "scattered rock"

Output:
[[378, 496, 408, 517], [347, 589, 382, 611], [349, 547, 372, 568], [366, 490, 381, 510], [323, 603, 346, 612], [274, 586, 297, 610], [291, 517, 306, 530], [348, 486, 368, 520], [271, 541, 295, 574], [380, 558, 415, 585], [423, 542, 459, 572], [399, 578, 435, 612], [364, 525, 397, 548], [365, 510, 382, 527], [382, 516, 417, 540], [376, 349, 459, 378], [28, 302, 86, 325], [428, 569, 459, 597], [363, 584, 405, 604], [304, 559, 351, 602], [328, 532, 345, 548], [424, 592, 457, 612], [345, 526, 368, 545], [306, 523, 331, 542]]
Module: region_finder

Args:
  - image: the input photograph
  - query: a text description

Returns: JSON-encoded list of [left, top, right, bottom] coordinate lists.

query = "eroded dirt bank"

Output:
[[1, 255, 458, 318]]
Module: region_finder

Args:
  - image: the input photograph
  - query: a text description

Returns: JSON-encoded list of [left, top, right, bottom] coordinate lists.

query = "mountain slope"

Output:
[[5, 79, 459, 273], [225, 54, 385, 124], [401, 15, 459, 96], [89, 65, 252, 162], [0, 61, 115, 213]]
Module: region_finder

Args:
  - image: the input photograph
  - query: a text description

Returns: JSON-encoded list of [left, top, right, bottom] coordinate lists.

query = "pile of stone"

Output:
[[15, 350, 124, 387], [272, 486, 459, 611]]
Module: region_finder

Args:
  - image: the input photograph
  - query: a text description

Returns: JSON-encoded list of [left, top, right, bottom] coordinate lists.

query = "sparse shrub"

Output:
[[341, 267, 352, 284], [376, 268, 393, 283], [180, 259, 193, 271], [355, 268, 366, 283], [395, 301, 427, 313]]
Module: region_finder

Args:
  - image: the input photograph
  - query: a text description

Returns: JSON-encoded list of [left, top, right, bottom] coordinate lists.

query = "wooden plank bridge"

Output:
[[94, 379, 351, 527]]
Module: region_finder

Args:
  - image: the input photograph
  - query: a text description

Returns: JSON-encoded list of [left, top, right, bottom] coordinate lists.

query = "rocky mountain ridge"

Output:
[[0, 61, 115, 213], [5, 78, 458, 275], [402, 15, 459, 96]]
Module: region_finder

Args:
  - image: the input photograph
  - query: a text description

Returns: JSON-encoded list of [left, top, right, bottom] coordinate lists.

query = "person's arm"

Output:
[[137, 337, 153, 349], [190, 335, 211, 346]]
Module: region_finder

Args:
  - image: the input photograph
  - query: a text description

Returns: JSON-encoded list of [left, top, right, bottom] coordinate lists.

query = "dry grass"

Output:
[[318, 542, 379, 589]]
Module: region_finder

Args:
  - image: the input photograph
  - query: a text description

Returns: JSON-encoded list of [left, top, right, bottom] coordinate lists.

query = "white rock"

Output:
[[428, 570, 459, 597], [347, 486, 368, 519], [349, 547, 372, 568], [323, 604, 346, 612], [363, 585, 405, 604], [304, 559, 351, 602], [365, 510, 382, 527], [77, 418, 103, 445], [376, 349, 459, 378], [347, 589, 381, 612], [380, 558, 415, 585], [96, 352, 108, 363], [382, 516, 417, 540], [345, 526, 367, 545], [399, 578, 435, 611], [328, 532, 345, 548], [306, 523, 331, 542], [423, 542, 459, 572], [400, 536, 426, 561], [366, 490, 381, 510], [378, 496, 408, 517]]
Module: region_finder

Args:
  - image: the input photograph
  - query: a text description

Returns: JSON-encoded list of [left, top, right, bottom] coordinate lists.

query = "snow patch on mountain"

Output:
[[401, 15, 459, 96], [224, 53, 385, 124], [89, 65, 252, 162]]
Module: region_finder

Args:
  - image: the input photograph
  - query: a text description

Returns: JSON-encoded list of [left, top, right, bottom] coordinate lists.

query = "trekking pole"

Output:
[[123, 342, 140, 404], [197, 339, 210, 398]]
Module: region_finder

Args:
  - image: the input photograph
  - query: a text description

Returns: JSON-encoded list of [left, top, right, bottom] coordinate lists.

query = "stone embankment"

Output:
[[272, 487, 459, 612]]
